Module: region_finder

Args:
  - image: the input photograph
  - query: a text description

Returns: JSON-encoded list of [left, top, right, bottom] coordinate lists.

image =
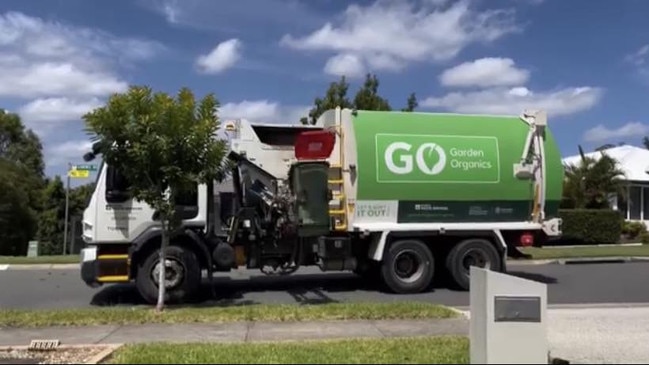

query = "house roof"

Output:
[[562, 145, 649, 182]]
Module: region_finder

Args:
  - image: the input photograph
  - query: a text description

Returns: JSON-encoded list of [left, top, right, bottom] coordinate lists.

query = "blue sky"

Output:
[[1, 0, 648, 181]]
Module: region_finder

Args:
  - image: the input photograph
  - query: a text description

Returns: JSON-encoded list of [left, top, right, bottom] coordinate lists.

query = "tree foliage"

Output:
[[82, 85, 228, 311], [352, 74, 391, 111], [0, 158, 34, 255], [0, 110, 46, 255], [562, 146, 627, 209], [300, 73, 417, 125], [33, 177, 92, 255], [401, 93, 418, 112]]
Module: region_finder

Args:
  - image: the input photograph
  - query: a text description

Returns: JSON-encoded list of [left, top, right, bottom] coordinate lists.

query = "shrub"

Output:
[[558, 209, 623, 244], [639, 231, 649, 245], [621, 221, 647, 240]]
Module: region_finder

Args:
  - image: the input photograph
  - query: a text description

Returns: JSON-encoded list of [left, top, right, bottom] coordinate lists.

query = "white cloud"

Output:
[[220, 100, 310, 124], [439, 57, 529, 87], [196, 38, 242, 74], [625, 44, 649, 66], [160, 0, 181, 24], [421, 86, 603, 117], [583, 122, 649, 143], [46, 140, 94, 166], [280, 0, 519, 75], [0, 61, 127, 98], [0, 11, 162, 101], [0, 11, 163, 172], [18, 97, 103, 124], [324, 53, 365, 78], [146, 0, 325, 32], [424, 56, 603, 117]]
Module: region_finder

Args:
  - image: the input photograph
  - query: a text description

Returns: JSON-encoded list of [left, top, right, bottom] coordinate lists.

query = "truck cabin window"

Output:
[[174, 187, 199, 220], [105, 166, 131, 203]]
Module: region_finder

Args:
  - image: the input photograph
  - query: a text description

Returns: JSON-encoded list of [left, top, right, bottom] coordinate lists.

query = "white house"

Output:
[[562, 145, 649, 223]]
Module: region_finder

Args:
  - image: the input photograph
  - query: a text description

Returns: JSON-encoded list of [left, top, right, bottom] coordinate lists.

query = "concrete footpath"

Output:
[[2, 306, 648, 364], [0, 318, 468, 346]]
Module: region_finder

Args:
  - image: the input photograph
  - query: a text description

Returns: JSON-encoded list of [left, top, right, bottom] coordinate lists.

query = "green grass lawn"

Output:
[[0, 255, 79, 264], [108, 336, 469, 364], [0, 302, 459, 328], [520, 244, 649, 259]]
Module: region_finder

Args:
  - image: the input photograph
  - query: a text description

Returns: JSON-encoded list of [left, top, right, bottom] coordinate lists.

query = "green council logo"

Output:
[[376, 134, 500, 183]]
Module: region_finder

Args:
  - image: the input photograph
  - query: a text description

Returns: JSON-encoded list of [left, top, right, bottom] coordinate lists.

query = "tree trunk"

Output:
[[156, 219, 168, 312]]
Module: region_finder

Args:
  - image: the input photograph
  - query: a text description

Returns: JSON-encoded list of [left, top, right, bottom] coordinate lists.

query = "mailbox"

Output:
[[470, 267, 548, 364]]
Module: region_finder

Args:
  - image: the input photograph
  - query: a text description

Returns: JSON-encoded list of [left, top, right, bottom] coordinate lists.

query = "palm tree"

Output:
[[562, 145, 627, 209]]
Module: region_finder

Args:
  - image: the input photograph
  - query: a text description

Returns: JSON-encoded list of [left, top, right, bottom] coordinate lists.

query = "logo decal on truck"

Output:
[[376, 134, 500, 183], [384, 142, 447, 175]]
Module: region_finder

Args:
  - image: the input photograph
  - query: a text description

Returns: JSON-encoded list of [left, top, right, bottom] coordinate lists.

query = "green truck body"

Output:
[[348, 110, 563, 224]]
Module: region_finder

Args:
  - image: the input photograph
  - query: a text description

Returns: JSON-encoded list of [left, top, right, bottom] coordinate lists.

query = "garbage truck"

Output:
[[79, 107, 563, 304]]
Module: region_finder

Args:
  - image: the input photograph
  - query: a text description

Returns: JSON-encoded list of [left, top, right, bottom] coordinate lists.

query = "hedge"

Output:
[[557, 209, 623, 245]]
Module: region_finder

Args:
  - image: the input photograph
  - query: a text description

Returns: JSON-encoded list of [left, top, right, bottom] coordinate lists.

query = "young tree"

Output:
[[352, 73, 391, 111], [302, 74, 418, 124], [401, 93, 418, 112], [83, 86, 228, 312], [301, 76, 353, 125]]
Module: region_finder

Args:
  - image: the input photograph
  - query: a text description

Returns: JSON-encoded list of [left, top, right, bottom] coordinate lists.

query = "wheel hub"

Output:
[[393, 250, 424, 283], [151, 258, 185, 289], [462, 248, 491, 271]]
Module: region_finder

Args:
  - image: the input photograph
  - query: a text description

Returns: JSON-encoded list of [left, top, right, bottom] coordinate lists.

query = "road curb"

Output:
[[557, 256, 649, 265], [0, 263, 79, 271], [507, 256, 649, 266]]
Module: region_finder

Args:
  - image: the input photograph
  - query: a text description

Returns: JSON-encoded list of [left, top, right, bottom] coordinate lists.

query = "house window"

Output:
[[642, 187, 649, 220], [618, 188, 629, 219], [629, 186, 642, 220]]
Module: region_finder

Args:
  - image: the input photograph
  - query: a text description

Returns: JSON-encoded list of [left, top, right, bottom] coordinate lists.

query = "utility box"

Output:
[[470, 266, 548, 364], [27, 240, 39, 257]]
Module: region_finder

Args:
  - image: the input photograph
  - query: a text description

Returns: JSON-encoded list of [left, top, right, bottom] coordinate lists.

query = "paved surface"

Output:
[[2, 307, 648, 364], [461, 305, 649, 364], [546, 306, 649, 364], [0, 318, 469, 346], [1, 261, 649, 309]]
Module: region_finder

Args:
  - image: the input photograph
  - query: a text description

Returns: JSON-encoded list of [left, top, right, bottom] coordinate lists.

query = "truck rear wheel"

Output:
[[135, 245, 202, 305], [380, 239, 434, 294], [445, 238, 501, 291]]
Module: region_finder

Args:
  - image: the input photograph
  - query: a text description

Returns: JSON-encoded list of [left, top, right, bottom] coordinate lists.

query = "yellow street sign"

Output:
[[68, 169, 90, 178]]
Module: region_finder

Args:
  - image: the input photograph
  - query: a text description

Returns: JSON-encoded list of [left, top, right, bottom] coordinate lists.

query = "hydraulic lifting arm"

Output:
[[513, 110, 548, 224]]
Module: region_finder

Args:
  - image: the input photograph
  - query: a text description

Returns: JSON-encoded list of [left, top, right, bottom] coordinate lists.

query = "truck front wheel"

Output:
[[380, 239, 434, 294], [445, 238, 501, 291], [135, 245, 202, 305]]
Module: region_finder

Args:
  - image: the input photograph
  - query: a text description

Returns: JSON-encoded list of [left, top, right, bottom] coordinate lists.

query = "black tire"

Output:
[[135, 245, 202, 305], [380, 239, 435, 294], [445, 238, 501, 291]]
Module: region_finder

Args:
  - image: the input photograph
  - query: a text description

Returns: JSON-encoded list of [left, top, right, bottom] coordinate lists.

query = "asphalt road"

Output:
[[1, 262, 648, 310]]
